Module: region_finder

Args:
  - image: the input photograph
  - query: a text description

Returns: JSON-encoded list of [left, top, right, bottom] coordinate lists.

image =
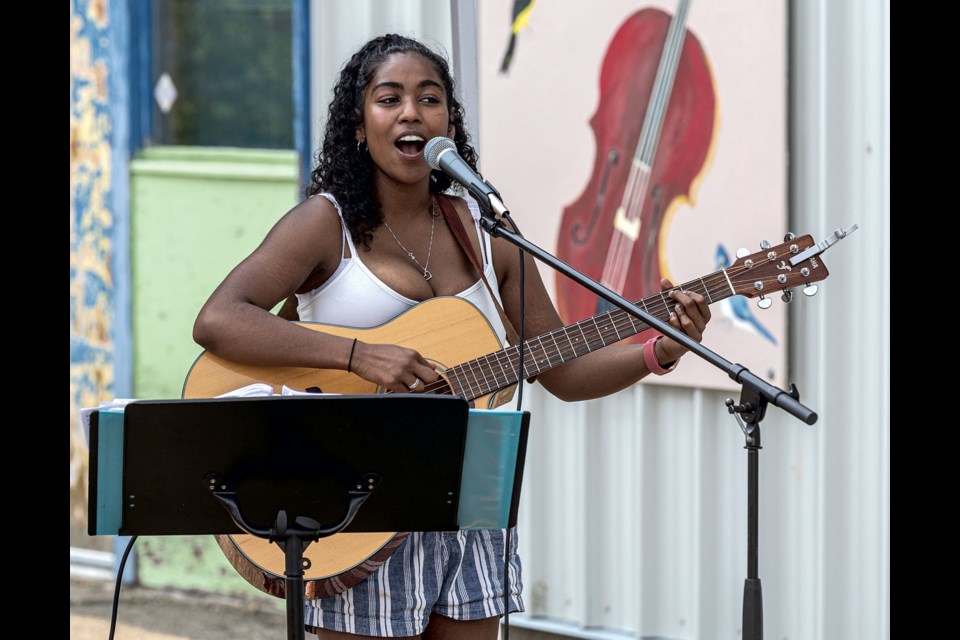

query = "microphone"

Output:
[[424, 137, 509, 218]]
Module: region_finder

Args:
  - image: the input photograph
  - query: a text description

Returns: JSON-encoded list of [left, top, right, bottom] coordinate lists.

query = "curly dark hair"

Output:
[[306, 34, 479, 249]]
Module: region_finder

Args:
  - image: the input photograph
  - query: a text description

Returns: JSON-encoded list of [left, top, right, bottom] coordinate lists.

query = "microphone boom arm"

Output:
[[475, 211, 818, 426]]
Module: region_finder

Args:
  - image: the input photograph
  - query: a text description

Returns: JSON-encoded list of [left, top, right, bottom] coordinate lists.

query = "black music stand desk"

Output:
[[87, 394, 530, 640]]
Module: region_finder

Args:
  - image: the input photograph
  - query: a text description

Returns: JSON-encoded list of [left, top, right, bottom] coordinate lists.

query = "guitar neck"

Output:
[[184, 232, 834, 410], [447, 269, 735, 403]]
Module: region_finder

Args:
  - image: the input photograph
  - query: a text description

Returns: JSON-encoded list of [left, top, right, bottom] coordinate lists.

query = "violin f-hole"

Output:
[[571, 148, 620, 245]]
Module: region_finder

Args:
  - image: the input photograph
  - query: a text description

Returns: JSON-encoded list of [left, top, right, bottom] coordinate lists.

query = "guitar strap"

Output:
[[433, 193, 521, 347]]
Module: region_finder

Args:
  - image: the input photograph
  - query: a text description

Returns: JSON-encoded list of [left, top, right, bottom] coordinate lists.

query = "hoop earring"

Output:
[[357, 140, 366, 154]]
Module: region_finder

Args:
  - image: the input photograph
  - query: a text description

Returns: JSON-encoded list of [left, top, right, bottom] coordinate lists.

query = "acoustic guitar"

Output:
[[182, 231, 843, 599]]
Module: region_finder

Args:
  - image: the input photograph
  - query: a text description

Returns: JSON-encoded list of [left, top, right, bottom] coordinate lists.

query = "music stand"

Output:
[[87, 394, 529, 640]]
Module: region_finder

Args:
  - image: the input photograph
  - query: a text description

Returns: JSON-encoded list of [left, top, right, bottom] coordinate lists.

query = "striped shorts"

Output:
[[304, 528, 524, 637]]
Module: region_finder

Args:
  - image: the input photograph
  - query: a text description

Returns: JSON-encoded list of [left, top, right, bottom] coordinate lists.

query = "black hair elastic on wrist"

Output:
[[347, 338, 358, 373]]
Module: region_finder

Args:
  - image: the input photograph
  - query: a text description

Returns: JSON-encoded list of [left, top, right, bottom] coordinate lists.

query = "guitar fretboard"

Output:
[[444, 270, 735, 402]]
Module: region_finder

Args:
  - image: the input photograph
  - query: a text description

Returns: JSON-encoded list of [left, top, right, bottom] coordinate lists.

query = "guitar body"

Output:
[[181, 297, 511, 599], [183, 296, 510, 404]]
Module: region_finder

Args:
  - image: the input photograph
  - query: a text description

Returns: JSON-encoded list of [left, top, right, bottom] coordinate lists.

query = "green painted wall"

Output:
[[135, 535, 284, 604], [131, 146, 298, 601], [131, 146, 299, 400]]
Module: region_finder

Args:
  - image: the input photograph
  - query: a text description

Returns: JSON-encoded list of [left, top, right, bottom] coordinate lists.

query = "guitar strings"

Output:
[[431, 246, 805, 402]]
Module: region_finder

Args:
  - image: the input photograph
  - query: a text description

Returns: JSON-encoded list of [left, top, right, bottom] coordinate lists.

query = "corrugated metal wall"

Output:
[[788, 0, 890, 638], [307, 2, 889, 638]]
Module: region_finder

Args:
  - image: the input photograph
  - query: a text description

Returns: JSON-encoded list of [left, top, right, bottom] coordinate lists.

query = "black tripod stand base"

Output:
[[284, 541, 307, 640], [742, 577, 763, 640]]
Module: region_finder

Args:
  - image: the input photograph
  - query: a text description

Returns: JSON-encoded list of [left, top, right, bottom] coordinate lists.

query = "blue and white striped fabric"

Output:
[[304, 528, 524, 637]]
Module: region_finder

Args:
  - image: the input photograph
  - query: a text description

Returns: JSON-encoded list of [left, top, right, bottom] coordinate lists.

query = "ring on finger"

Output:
[[408, 378, 421, 390]]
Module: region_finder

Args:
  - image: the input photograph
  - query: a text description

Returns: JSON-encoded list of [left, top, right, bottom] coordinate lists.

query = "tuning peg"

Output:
[[760, 240, 772, 249], [757, 295, 772, 309], [781, 290, 794, 303], [784, 232, 796, 241], [798, 266, 818, 296], [736, 247, 751, 259]]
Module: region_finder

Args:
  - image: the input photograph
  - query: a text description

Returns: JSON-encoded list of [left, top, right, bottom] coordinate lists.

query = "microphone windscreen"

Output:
[[425, 137, 456, 170]]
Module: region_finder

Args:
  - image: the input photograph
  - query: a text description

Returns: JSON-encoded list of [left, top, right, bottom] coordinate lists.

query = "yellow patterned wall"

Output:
[[70, 0, 116, 551]]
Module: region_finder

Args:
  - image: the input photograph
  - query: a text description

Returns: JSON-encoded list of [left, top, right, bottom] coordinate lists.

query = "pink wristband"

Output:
[[643, 336, 676, 376]]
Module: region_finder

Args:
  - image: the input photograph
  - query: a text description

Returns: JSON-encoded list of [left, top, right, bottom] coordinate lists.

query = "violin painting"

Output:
[[555, 1, 717, 337]]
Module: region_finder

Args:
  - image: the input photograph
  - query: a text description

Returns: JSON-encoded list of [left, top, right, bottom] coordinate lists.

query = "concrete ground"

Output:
[[69, 567, 550, 640], [70, 572, 287, 640], [69, 574, 546, 640]]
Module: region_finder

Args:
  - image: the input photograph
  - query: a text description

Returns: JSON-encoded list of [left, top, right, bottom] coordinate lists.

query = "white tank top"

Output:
[[295, 193, 508, 346]]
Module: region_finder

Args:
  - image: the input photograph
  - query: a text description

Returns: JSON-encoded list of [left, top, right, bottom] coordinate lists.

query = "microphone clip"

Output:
[[478, 180, 510, 221]]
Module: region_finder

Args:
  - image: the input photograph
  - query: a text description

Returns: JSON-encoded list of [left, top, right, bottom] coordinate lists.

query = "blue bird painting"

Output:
[[715, 244, 778, 346]]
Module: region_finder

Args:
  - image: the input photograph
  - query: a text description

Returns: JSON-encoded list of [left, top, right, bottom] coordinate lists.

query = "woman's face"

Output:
[[357, 52, 455, 188]]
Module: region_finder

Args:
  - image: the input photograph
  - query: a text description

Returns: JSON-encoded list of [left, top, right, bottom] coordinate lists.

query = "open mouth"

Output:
[[395, 134, 426, 157]]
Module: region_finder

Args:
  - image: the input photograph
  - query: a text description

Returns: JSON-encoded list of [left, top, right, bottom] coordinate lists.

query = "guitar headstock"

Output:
[[727, 234, 830, 300]]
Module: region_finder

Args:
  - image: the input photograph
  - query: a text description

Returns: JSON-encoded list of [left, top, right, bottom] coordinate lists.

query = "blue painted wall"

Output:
[[70, 0, 132, 551]]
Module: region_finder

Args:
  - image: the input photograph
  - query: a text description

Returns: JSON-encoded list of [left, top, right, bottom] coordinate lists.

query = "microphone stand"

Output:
[[473, 200, 822, 640]]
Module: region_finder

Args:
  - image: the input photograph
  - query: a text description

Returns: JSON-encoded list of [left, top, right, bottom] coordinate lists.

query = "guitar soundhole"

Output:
[[373, 361, 456, 398], [427, 361, 456, 398]]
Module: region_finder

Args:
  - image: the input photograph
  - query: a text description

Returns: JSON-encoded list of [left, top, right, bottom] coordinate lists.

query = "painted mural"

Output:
[[70, 0, 116, 550], [554, 3, 717, 341], [478, 0, 789, 391]]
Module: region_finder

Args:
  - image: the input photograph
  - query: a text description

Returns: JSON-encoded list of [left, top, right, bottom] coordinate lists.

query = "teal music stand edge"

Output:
[[458, 409, 530, 530]]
